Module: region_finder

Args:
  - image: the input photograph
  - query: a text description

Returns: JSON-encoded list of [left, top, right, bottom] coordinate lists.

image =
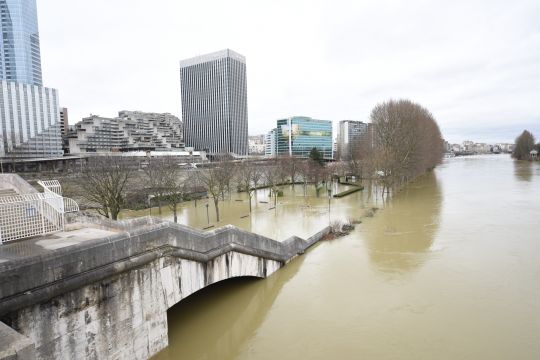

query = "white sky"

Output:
[[38, 0, 540, 144]]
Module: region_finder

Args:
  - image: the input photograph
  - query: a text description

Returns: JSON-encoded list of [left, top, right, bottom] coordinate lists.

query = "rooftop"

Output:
[[180, 49, 245, 68]]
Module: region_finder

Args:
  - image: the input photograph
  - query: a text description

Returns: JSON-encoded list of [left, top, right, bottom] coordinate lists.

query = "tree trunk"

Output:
[[173, 206, 178, 223], [214, 197, 220, 222]]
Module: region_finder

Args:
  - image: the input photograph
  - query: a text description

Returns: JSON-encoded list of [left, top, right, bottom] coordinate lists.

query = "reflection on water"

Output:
[[513, 160, 534, 182], [363, 172, 441, 273]]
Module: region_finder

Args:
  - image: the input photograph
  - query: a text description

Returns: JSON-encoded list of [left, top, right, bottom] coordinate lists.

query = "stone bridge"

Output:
[[0, 215, 329, 359]]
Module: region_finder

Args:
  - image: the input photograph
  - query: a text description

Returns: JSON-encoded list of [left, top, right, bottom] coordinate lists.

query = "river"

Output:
[[153, 155, 540, 359]]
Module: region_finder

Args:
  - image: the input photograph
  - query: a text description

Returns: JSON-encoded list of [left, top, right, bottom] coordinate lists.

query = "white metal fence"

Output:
[[0, 180, 79, 244]]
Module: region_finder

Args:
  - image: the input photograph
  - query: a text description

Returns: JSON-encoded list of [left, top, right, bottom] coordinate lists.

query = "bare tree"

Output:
[[370, 99, 444, 195], [281, 156, 300, 186], [236, 161, 262, 212], [197, 163, 230, 222], [81, 156, 133, 220], [143, 157, 171, 215], [261, 162, 280, 206], [164, 167, 191, 223]]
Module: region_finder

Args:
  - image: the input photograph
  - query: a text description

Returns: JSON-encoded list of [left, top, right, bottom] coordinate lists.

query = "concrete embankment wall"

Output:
[[0, 215, 330, 359]]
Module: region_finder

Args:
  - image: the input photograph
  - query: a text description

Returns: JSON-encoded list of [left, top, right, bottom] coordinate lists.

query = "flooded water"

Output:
[[123, 182, 367, 241], [153, 155, 540, 360]]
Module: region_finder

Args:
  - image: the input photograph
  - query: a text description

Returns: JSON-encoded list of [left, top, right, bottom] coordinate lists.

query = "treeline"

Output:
[[512, 130, 540, 160], [77, 154, 336, 222], [344, 99, 444, 195]]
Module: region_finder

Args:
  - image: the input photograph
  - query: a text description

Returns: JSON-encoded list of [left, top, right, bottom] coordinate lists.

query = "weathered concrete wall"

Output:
[[3, 252, 280, 359], [0, 321, 35, 360], [0, 215, 330, 360]]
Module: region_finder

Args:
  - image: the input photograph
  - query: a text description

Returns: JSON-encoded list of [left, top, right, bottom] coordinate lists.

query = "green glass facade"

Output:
[[276, 116, 333, 159]]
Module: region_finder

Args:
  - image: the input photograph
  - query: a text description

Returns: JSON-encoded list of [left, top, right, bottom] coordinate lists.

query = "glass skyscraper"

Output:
[[0, 0, 62, 159], [276, 116, 333, 159], [0, 0, 42, 86], [180, 49, 248, 156]]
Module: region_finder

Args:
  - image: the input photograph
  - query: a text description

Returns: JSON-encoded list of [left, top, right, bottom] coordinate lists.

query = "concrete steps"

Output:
[[0, 189, 18, 199]]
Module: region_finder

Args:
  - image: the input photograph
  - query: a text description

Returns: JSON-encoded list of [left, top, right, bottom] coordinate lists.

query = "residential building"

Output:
[[336, 120, 371, 160], [180, 49, 248, 156], [0, 80, 62, 159], [68, 111, 183, 154], [276, 116, 333, 159], [118, 111, 183, 151], [248, 135, 265, 155], [265, 128, 277, 157], [59, 107, 68, 136], [0, 0, 62, 159], [0, 0, 42, 86]]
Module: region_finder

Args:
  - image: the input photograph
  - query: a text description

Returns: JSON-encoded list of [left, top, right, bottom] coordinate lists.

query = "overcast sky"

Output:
[[38, 0, 540, 144]]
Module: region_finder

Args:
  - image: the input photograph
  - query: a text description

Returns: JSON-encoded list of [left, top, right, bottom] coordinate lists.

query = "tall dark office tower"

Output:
[[180, 49, 248, 156], [0, 0, 43, 86]]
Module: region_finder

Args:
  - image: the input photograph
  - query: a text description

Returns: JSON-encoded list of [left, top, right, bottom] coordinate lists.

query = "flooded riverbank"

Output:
[[155, 155, 540, 359], [122, 182, 367, 241]]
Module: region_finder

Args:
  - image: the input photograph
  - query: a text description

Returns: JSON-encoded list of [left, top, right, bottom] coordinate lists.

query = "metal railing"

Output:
[[0, 180, 79, 244]]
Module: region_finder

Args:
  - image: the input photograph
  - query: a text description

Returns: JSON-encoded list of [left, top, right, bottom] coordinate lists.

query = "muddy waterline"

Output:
[[151, 155, 540, 359]]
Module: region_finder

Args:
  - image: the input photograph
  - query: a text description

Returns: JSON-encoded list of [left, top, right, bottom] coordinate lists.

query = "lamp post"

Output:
[[327, 189, 332, 222], [205, 203, 209, 224]]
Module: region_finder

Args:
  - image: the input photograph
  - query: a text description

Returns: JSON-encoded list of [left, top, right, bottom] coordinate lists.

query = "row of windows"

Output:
[[181, 56, 248, 155]]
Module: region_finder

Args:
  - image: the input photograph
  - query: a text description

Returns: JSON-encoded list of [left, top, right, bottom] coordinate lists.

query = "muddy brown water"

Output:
[[149, 155, 540, 359]]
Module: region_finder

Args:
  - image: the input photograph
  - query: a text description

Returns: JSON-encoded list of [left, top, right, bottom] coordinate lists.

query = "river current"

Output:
[[153, 155, 540, 359]]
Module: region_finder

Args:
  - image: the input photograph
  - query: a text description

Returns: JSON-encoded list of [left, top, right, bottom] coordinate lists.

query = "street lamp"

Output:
[[205, 203, 209, 224], [327, 189, 332, 222]]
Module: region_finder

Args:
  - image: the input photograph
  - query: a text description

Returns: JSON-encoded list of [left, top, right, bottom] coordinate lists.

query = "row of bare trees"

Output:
[[78, 154, 339, 222]]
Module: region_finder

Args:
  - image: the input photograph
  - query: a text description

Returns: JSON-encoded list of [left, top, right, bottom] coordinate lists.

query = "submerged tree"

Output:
[[197, 162, 231, 222], [512, 130, 536, 160], [144, 157, 173, 214], [236, 161, 262, 213], [370, 99, 444, 194]]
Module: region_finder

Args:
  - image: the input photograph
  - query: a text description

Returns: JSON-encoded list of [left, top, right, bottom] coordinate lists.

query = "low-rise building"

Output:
[[68, 111, 183, 154], [276, 116, 333, 159], [248, 135, 265, 155]]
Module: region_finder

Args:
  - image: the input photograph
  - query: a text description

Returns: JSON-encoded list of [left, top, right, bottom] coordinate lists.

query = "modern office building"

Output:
[[68, 111, 184, 154], [336, 120, 372, 160], [0, 0, 62, 159], [0, 0, 43, 86], [276, 116, 333, 159], [264, 128, 277, 157], [180, 49, 248, 156]]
